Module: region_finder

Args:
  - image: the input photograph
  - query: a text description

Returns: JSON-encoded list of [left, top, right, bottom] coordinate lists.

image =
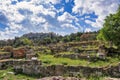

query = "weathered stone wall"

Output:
[[0, 52, 11, 60], [13, 60, 42, 75], [54, 53, 97, 60], [68, 41, 100, 47], [13, 60, 120, 78], [0, 59, 119, 78], [42, 64, 120, 77], [12, 48, 26, 58], [46, 41, 99, 54], [0, 59, 13, 69]]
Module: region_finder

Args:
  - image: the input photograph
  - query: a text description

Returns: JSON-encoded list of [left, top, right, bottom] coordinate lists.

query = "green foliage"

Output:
[[97, 7, 120, 48], [62, 36, 70, 42], [13, 37, 32, 47], [21, 37, 32, 46], [0, 31, 98, 47]]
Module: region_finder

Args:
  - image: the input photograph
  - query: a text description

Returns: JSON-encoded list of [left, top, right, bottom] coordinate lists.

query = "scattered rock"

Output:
[[105, 77, 120, 80], [38, 76, 81, 80]]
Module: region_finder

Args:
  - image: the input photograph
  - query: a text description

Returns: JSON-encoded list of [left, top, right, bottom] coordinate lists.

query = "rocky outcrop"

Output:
[[105, 77, 120, 80]]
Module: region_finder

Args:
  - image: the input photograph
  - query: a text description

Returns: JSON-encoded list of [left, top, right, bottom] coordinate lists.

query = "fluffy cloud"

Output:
[[57, 12, 80, 33], [73, 0, 120, 28], [0, 0, 79, 40], [0, 0, 56, 39], [85, 28, 92, 32], [65, 0, 70, 3], [58, 12, 78, 23], [49, 0, 61, 4], [0, 0, 120, 40]]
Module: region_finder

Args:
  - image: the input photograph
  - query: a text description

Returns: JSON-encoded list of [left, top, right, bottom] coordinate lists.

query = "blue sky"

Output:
[[0, 0, 120, 40]]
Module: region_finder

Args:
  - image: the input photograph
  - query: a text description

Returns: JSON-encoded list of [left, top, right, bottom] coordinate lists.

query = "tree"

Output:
[[97, 7, 120, 48], [13, 37, 32, 47], [62, 35, 70, 42], [21, 37, 33, 46], [43, 37, 52, 44]]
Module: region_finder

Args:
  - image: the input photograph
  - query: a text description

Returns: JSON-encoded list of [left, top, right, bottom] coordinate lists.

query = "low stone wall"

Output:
[[54, 53, 97, 60], [12, 48, 26, 58], [13, 59, 42, 75], [0, 59, 119, 78], [42, 64, 120, 77], [0, 52, 11, 60], [0, 59, 13, 69], [13, 61, 120, 78], [68, 41, 100, 47]]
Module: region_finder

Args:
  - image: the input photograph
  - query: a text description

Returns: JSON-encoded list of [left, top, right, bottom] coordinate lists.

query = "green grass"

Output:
[[38, 53, 120, 67], [39, 54, 89, 66], [0, 68, 37, 80]]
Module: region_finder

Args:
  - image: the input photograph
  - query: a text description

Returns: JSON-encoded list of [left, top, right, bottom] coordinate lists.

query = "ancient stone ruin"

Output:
[[0, 59, 119, 78], [0, 46, 37, 60]]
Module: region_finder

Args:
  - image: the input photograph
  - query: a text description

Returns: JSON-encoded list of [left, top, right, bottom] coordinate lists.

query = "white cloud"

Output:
[[73, 0, 120, 28], [85, 28, 91, 32], [58, 12, 78, 23], [0, 0, 60, 40], [65, 0, 70, 3], [61, 23, 78, 30], [8, 22, 23, 30], [0, 0, 120, 40], [85, 16, 91, 19], [72, 0, 84, 14], [48, 0, 61, 4], [57, 12, 80, 32], [58, 12, 71, 22], [31, 16, 46, 25], [57, 7, 64, 13], [85, 20, 94, 25]]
